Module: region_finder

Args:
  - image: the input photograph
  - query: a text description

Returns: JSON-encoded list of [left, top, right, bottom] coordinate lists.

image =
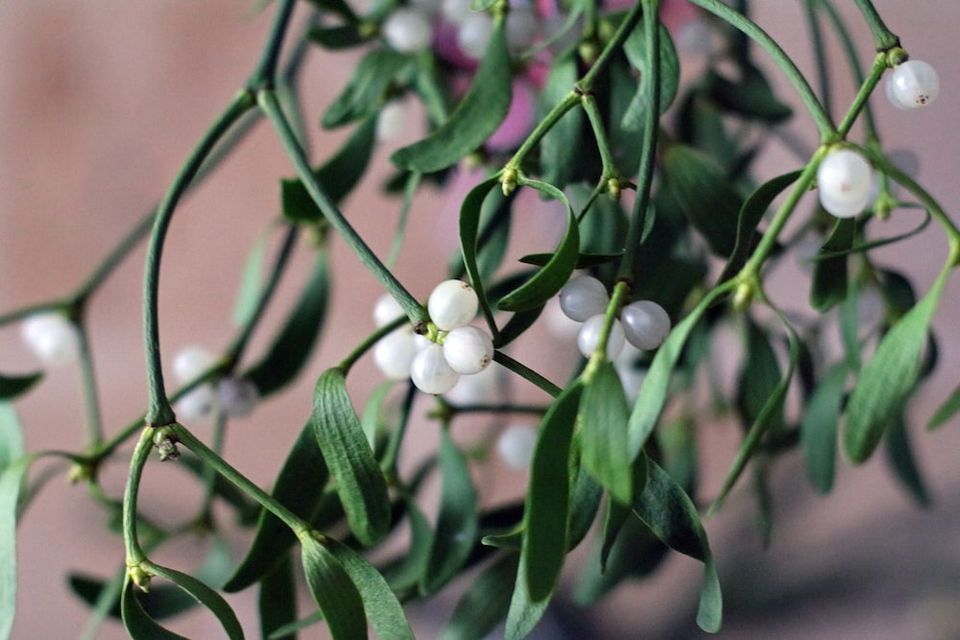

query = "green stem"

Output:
[[337, 316, 408, 373], [247, 0, 298, 89], [581, 94, 620, 180], [0, 300, 69, 329], [578, 0, 645, 91], [584, 280, 629, 381], [142, 92, 255, 427], [802, 0, 832, 118], [617, 0, 660, 281], [75, 320, 104, 446], [836, 53, 887, 138], [122, 428, 154, 565], [199, 412, 227, 524], [506, 91, 580, 171], [687, 0, 836, 140], [172, 424, 310, 536], [852, 0, 900, 51], [387, 172, 422, 269], [493, 351, 562, 397], [259, 90, 427, 326]]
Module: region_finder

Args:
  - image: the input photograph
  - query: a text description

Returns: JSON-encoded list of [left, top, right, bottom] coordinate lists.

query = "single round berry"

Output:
[[428, 280, 479, 331], [543, 297, 582, 341], [886, 60, 939, 110], [176, 386, 218, 421], [577, 315, 626, 360], [559, 275, 609, 322], [173, 345, 217, 383], [497, 424, 538, 470], [216, 377, 258, 418], [506, 6, 538, 52], [373, 293, 405, 328], [621, 300, 671, 351], [442, 325, 494, 374], [457, 13, 493, 60], [410, 344, 460, 394], [20, 313, 80, 368], [445, 364, 503, 404], [383, 8, 433, 53], [816, 149, 873, 218], [442, 0, 472, 24], [614, 343, 646, 403], [373, 330, 419, 381], [377, 99, 407, 143]]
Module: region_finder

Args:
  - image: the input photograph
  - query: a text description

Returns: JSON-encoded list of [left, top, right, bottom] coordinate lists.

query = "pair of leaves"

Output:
[[392, 26, 512, 173]]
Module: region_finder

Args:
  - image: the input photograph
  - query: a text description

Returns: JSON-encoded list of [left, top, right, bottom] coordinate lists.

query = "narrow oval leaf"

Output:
[[705, 65, 793, 123], [225, 421, 329, 592], [299, 536, 367, 640], [521, 383, 582, 603], [736, 320, 783, 429], [810, 218, 855, 312], [540, 52, 582, 189], [383, 498, 433, 592], [928, 382, 960, 431], [458, 177, 504, 337], [799, 364, 846, 494], [885, 413, 931, 507], [312, 369, 391, 546], [0, 405, 27, 640], [246, 253, 330, 397], [146, 563, 244, 640], [497, 180, 580, 312], [259, 554, 297, 640], [580, 363, 632, 504], [505, 555, 549, 640], [232, 226, 271, 327], [844, 262, 952, 463], [121, 580, 187, 640], [326, 539, 414, 639], [268, 611, 324, 640], [391, 27, 512, 172], [622, 21, 681, 128], [422, 429, 479, 594], [518, 251, 623, 269], [632, 459, 722, 634], [323, 50, 410, 128], [0, 373, 42, 402], [439, 553, 519, 640]]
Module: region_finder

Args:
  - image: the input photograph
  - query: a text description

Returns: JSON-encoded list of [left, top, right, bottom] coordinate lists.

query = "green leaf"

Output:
[[521, 383, 582, 603], [799, 364, 846, 494], [422, 429, 479, 593], [497, 179, 580, 312], [579, 363, 633, 504], [736, 319, 783, 430], [391, 27, 512, 172], [360, 382, 394, 450], [146, 562, 244, 640], [712, 309, 799, 513], [307, 0, 358, 23], [633, 459, 722, 634], [299, 536, 367, 640], [232, 226, 271, 327], [810, 218, 855, 312], [458, 177, 504, 337], [246, 253, 330, 397], [259, 554, 297, 640], [844, 262, 952, 463], [383, 498, 433, 591], [518, 251, 623, 269], [705, 65, 793, 123], [121, 580, 187, 640], [885, 413, 931, 507], [566, 450, 604, 550], [225, 420, 329, 592], [0, 372, 42, 402], [268, 611, 324, 640], [540, 52, 582, 189], [307, 24, 365, 50], [622, 21, 681, 129], [439, 553, 519, 640], [928, 382, 960, 430], [323, 50, 410, 128], [663, 145, 743, 257], [504, 555, 549, 640], [719, 170, 801, 283], [0, 404, 26, 640], [312, 369, 391, 546], [627, 286, 730, 459], [282, 117, 377, 223]]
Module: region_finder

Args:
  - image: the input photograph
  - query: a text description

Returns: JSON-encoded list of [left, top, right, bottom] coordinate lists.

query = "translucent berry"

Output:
[[428, 280, 479, 331], [442, 325, 494, 374], [497, 424, 538, 470], [216, 377, 258, 418], [383, 9, 433, 53], [817, 149, 874, 218], [621, 300, 671, 350], [373, 293, 405, 328], [20, 313, 80, 368], [173, 345, 217, 383], [577, 315, 625, 360], [410, 344, 460, 394], [373, 330, 419, 381], [506, 7, 538, 52], [457, 13, 493, 60], [377, 99, 408, 142], [543, 297, 582, 340], [886, 60, 939, 110], [176, 386, 218, 421], [559, 275, 609, 322], [445, 364, 503, 404]]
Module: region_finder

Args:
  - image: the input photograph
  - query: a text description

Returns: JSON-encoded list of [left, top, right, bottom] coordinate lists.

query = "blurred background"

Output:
[[1, 1, 959, 638]]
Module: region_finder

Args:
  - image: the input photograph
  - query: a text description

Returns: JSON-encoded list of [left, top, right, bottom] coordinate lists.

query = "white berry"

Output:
[[497, 424, 538, 470], [176, 386, 218, 421], [886, 60, 939, 110], [621, 300, 671, 351], [373, 293, 405, 328], [428, 280, 479, 331], [216, 377, 258, 418], [410, 344, 460, 394], [442, 325, 494, 374], [559, 275, 609, 322], [615, 343, 646, 403], [383, 8, 434, 53], [20, 313, 80, 368], [173, 346, 217, 383], [442, 0, 472, 24], [817, 149, 874, 218], [445, 364, 503, 404], [506, 6, 538, 52], [457, 13, 493, 60], [577, 315, 625, 360], [543, 297, 582, 340], [377, 99, 408, 143], [373, 330, 419, 381]]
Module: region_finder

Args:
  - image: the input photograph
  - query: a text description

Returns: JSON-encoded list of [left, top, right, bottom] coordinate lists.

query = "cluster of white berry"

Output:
[[558, 275, 672, 360], [373, 280, 494, 395], [173, 346, 258, 421], [817, 59, 939, 219]]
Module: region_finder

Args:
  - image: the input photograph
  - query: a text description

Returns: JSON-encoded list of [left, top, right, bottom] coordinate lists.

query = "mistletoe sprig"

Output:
[[1, 0, 958, 638]]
